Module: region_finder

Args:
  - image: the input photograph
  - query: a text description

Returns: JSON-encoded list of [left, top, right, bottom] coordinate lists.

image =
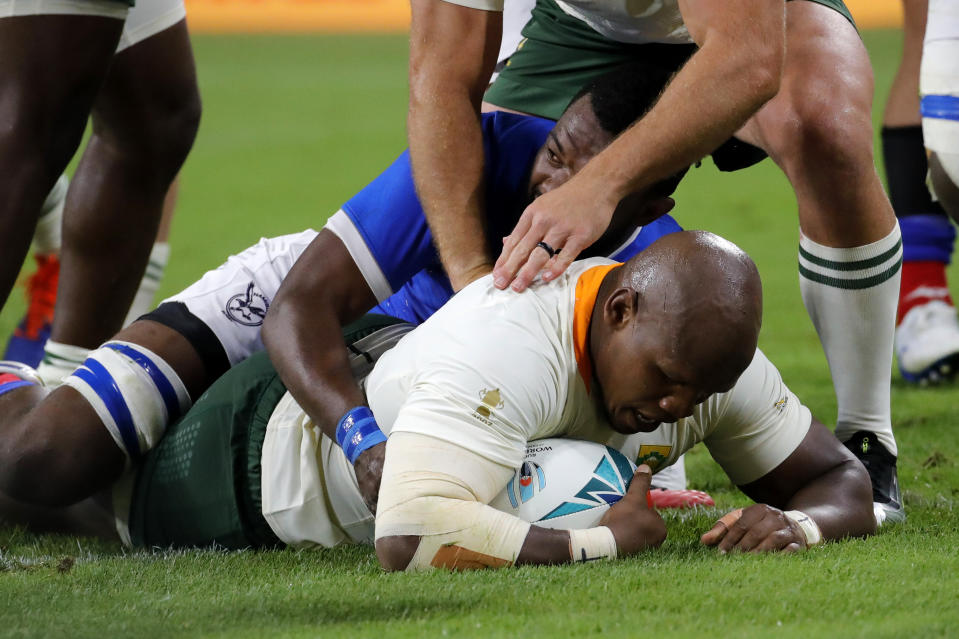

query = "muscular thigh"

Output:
[[735, 0, 873, 167]]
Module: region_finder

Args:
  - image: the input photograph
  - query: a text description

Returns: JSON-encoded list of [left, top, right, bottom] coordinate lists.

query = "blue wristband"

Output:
[[336, 406, 387, 464]]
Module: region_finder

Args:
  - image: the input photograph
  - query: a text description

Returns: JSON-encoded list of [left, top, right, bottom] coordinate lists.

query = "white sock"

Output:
[[798, 223, 902, 455], [123, 242, 170, 327], [33, 174, 68, 255], [37, 340, 91, 388], [650, 454, 686, 491]]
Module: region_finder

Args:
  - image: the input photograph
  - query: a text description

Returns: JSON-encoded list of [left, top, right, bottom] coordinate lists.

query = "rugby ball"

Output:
[[489, 438, 636, 529]]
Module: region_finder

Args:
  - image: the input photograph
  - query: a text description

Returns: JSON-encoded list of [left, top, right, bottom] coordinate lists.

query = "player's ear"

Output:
[[603, 287, 638, 330]]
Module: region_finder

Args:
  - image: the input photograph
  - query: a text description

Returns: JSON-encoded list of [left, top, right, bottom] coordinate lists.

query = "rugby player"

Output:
[[406, 0, 905, 525], [0, 0, 199, 382], [881, 0, 959, 386], [0, 232, 876, 567], [0, 62, 689, 514]]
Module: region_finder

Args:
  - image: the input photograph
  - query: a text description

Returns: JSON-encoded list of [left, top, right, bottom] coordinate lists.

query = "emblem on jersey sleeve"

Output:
[[472, 388, 505, 425], [637, 444, 672, 471], [774, 396, 788, 413], [223, 282, 270, 327]]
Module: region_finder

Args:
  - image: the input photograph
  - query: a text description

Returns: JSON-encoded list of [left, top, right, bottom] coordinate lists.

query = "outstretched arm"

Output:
[[701, 418, 876, 552], [493, 0, 786, 291], [376, 433, 665, 571], [408, 0, 502, 291]]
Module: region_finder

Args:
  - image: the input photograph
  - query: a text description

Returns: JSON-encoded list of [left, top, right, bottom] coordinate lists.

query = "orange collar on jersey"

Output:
[[572, 262, 622, 394]]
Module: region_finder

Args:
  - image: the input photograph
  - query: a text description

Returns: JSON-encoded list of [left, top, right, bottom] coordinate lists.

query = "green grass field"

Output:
[[2, 30, 958, 638]]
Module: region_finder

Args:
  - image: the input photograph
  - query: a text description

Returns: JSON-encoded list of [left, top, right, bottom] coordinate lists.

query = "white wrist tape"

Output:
[[784, 510, 823, 547], [568, 526, 617, 562]]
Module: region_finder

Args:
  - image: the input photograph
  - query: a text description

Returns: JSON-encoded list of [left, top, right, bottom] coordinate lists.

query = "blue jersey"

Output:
[[329, 111, 681, 325]]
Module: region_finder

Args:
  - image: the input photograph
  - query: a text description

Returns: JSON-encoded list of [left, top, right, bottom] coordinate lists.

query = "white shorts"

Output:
[[0, 0, 186, 52], [160, 229, 319, 366]]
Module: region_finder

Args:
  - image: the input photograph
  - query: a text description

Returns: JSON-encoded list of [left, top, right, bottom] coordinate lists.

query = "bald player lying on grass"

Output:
[[0, 232, 876, 567], [0, 61, 689, 515], [371, 231, 875, 568]]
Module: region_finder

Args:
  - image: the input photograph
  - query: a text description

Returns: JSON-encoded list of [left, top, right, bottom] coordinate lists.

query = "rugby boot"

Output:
[[648, 488, 715, 509], [895, 299, 959, 385], [843, 430, 905, 526], [2, 253, 59, 367]]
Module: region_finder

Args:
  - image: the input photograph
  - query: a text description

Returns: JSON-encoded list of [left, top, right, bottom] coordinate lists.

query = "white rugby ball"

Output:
[[489, 438, 636, 529]]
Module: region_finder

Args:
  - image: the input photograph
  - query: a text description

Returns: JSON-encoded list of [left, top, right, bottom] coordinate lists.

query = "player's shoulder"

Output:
[[695, 347, 798, 431]]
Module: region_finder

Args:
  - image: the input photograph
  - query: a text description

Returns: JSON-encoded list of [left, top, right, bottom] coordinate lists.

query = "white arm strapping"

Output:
[[375, 432, 530, 571]]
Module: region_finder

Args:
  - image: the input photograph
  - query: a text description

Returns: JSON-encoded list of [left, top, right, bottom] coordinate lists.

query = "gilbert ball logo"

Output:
[[505, 460, 546, 509]]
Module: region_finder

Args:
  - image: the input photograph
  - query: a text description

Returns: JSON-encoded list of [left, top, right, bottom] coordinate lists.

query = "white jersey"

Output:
[[260, 259, 811, 547], [443, 0, 692, 45]]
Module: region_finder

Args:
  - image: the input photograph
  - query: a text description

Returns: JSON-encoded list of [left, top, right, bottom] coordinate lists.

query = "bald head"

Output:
[[625, 231, 762, 375], [590, 231, 763, 433]]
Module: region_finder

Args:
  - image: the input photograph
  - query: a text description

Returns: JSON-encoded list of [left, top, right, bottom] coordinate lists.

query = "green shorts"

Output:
[[485, 0, 854, 171], [127, 314, 409, 549]]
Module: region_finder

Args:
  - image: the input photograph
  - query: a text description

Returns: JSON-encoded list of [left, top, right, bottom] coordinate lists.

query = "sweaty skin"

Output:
[[588, 232, 873, 554]]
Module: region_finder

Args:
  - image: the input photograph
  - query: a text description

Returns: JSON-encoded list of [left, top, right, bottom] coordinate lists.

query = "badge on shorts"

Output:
[[223, 282, 270, 326]]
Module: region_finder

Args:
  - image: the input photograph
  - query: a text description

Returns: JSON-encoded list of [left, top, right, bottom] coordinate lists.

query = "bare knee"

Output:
[[92, 85, 201, 184], [767, 87, 875, 181], [91, 27, 202, 184], [375, 535, 421, 572]]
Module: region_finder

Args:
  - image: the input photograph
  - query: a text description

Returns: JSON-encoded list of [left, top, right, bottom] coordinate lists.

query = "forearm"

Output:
[[785, 459, 877, 541], [375, 435, 663, 570], [262, 302, 365, 441], [408, 0, 502, 290], [260, 233, 378, 440], [408, 96, 491, 288], [578, 5, 785, 203], [376, 497, 621, 571]]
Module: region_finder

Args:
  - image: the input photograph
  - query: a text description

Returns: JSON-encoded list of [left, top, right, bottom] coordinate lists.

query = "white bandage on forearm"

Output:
[[784, 510, 823, 547], [568, 527, 617, 562], [375, 432, 530, 571]]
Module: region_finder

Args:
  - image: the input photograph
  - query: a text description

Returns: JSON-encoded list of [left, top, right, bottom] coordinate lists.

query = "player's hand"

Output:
[[354, 442, 386, 514], [700, 504, 806, 553], [599, 464, 667, 555], [492, 178, 616, 292]]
